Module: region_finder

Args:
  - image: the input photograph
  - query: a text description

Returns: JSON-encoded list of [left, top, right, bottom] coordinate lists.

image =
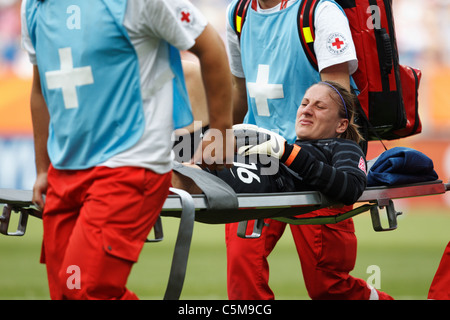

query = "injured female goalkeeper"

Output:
[[172, 81, 394, 300]]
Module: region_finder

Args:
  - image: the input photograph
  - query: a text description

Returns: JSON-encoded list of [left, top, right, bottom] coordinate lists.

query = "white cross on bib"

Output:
[[45, 47, 94, 109], [247, 64, 284, 117]]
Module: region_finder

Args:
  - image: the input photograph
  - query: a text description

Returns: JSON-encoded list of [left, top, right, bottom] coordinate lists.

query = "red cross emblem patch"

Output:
[[181, 11, 191, 23], [358, 156, 367, 174], [178, 8, 194, 26], [326, 32, 349, 55]]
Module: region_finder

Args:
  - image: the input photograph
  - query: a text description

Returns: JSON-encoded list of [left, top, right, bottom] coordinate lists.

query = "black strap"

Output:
[[163, 164, 238, 299], [233, 0, 252, 40], [297, 0, 321, 70], [354, 95, 388, 152], [172, 161, 238, 210], [163, 187, 196, 300]]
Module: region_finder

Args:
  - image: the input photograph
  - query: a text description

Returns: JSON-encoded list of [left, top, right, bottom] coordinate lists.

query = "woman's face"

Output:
[[295, 84, 348, 140]]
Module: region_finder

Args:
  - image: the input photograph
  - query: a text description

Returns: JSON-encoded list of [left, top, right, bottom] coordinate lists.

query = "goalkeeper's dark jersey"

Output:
[[207, 138, 367, 206]]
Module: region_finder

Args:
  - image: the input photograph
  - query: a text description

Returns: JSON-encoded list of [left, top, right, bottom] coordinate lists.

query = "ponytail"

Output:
[[318, 81, 364, 144]]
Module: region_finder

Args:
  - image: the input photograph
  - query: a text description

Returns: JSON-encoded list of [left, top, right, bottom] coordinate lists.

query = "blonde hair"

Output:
[[317, 81, 364, 144]]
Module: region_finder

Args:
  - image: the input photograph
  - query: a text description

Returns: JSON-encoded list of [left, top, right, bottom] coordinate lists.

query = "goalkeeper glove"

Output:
[[233, 124, 286, 159]]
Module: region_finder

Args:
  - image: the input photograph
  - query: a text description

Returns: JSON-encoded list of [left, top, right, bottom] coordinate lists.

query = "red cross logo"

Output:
[[181, 11, 191, 23], [332, 37, 345, 49], [358, 157, 367, 174]]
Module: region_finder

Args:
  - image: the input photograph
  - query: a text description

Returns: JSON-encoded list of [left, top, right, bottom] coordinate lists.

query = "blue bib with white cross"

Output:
[[25, 0, 180, 169], [230, 0, 321, 143]]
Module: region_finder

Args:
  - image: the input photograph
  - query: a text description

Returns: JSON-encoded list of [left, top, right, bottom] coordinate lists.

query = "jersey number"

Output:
[[234, 162, 261, 184]]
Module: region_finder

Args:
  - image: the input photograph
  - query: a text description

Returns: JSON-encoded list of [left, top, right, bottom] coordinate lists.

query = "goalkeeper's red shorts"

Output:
[[40, 165, 171, 300]]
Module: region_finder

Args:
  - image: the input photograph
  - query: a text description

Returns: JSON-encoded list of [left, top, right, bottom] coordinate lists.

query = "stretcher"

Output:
[[1, 171, 449, 299], [2, 179, 448, 234]]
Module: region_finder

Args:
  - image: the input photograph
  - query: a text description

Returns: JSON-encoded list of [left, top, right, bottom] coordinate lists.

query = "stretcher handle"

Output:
[[0, 205, 30, 237], [146, 216, 164, 243], [370, 199, 402, 232], [237, 219, 268, 239]]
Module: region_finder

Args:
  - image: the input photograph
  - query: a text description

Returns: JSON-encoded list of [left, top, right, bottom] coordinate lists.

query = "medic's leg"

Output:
[[428, 242, 450, 300], [226, 219, 286, 300], [41, 165, 85, 300], [43, 166, 171, 300], [290, 209, 393, 300]]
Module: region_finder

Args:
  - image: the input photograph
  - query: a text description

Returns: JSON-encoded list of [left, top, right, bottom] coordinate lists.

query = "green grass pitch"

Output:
[[0, 206, 449, 300]]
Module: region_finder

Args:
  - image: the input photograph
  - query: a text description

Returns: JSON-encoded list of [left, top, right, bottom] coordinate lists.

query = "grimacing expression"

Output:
[[295, 84, 348, 140]]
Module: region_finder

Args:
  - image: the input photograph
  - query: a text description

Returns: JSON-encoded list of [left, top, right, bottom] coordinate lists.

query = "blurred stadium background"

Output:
[[0, 0, 449, 300]]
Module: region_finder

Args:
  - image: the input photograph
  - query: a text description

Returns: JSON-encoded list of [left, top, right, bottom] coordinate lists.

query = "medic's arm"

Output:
[[189, 24, 234, 169], [30, 65, 50, 209]]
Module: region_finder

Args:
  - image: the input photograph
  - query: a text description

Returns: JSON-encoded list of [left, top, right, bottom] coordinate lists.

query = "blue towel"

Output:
[[367, 147, 438, 186]]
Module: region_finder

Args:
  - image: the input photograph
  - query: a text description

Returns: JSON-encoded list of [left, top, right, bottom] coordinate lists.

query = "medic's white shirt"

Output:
[[21, 0, 207, 174], [227, 0, 358, 77]]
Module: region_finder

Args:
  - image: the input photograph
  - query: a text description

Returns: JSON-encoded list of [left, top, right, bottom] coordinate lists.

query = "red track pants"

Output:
[[41, 165, 171, 300], [226, 207, 393, 300], [428, 242, 450, 300]]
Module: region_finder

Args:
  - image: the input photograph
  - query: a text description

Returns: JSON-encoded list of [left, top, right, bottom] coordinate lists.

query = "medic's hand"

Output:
[[32, 172, 47, 211], [191, 127, 235, 170], [233, 124, 286, 159]]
